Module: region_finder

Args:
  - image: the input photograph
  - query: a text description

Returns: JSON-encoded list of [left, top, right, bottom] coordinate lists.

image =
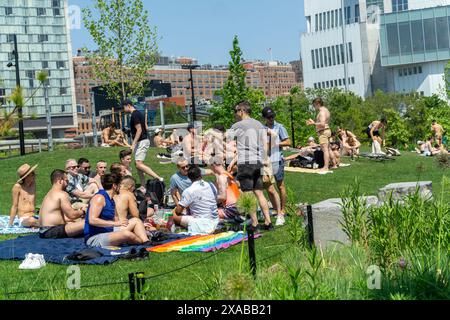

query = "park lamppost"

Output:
[[182, 64, 200, 123], [7, 34, 26, 156]]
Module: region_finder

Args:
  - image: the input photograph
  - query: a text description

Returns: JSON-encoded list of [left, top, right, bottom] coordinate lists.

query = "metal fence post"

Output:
[[82, 134, 86, 148], [128, 273, 136, 300], [307, 205, 315, 248], [129, 272, 145, 300], [247, 228, 257, 279]]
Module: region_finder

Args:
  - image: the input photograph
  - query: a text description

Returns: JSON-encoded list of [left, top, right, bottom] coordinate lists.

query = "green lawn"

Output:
[[0, 147, 448, 300]]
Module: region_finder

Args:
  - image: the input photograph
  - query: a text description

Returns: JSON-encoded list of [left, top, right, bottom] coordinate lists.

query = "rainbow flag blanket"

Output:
[[147, 231, 261, 253]]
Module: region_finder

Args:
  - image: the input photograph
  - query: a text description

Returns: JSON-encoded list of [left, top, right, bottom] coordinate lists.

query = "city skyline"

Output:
[[68, 0, 307, 65]]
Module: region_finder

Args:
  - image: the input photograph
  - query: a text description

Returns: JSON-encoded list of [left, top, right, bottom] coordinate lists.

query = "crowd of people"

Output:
[[8, 98, 448, 250]]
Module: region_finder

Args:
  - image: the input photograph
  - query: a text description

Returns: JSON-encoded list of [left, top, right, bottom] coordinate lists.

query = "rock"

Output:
[[378, 181, 433, 203], [309, 196, 378, 249]]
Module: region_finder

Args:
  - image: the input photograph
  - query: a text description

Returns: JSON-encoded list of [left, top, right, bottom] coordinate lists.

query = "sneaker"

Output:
[[276, 215, 286, 226], [19, 253, 33, 270], [32, 254, 46, 269], [261, 223, 275, 231]]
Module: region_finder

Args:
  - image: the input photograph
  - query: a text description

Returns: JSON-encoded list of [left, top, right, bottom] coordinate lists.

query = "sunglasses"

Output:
[[180, 166, 190, 170], [67, 165, 78, 170]]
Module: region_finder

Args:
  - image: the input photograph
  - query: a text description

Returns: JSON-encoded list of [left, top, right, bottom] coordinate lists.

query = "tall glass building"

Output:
[[0, 0, 77, 138], [301, 0, 450, 98]]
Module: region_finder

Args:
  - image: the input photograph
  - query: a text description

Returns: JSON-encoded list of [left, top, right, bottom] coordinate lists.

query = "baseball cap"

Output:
[[155, 128, 162, 134], [187, 124, 195, 131], [262, 107, 276, 119], [121, 99, 133, 107]]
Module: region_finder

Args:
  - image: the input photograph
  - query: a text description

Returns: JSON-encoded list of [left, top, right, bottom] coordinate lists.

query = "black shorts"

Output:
[[39, 225, 68, 239], [366, 128, 380, 139], [237, 163, 263, 192]]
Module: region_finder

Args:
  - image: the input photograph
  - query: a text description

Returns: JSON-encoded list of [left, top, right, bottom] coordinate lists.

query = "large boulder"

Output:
[[310, 196, 378, 249], [378, 181, 433, 203]]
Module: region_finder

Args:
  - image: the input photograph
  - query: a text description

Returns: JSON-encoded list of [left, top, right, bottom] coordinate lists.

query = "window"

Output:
[[52, 0, 61, 7], [324, 47, 328, 67], [339, 9, 343, 26], [315, 49, 320, 69], [399, 69, 402, 77], [387, 23, 400, 55], [314, 83, 317, 89], [348, 42, 353, 63], [327, 11, 331, 29], [61, 105, 66, 113], [334, 80, 338, 87], [339, 79, 342, 86], [327, 47, 332, 66], [37, 8, 46, 16], [355, 5, 360, 23], [423, 19, 437, 51], [7, 34, 15, 43], [351, 77, 355, 84], [57, 61, 65, 69], [411, 20, 425, 53], [336, 45, 341, 64], [42, 61, 49, 69], [5, 7, 13, 15], [38, 34, 49, 42], [392, 0, 408, 12], [408, 68, 412, 75], [399, 22, 412, 54], [26, 70, 35, 78], [346, 6, 351, 24], [418, 66, 422, 74], [315, 14, 318, 32], [60, 87, 67, 95], [332, 46, 336, 65], [326, 81, 330, 88], [436, 17, 450, 50], [53, 8, 61, 16], [311, 50, 316, 69], [29, 79, 34, 88], [319, 48, 324, 68], [331, 10, 335, 28], [340, 44, 345, 64], [319, 13, 323, 31]]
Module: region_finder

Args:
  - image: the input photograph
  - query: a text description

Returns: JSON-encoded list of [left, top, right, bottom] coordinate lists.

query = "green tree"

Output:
[[1, 71, 48, 137], [209, 36, 265, 128], [82, 0, 158, 102]]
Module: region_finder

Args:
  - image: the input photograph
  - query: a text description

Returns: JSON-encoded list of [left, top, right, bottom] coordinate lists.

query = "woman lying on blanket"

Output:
[[84, 174, 151, 248]]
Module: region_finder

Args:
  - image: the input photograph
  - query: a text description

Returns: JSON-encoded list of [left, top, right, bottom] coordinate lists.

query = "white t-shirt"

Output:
[[178, 180, 219, 221]]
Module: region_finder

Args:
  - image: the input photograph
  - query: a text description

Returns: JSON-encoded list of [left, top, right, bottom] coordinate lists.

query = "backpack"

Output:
[[146, 179, 166, 206]]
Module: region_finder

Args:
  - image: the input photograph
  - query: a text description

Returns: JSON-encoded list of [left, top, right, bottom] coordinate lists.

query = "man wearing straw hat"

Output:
[[9, 164, 39, 228]]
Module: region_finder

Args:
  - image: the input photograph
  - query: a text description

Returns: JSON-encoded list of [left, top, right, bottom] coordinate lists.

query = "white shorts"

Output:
[[180, 215, 194, 227], [135, 139, 150, 162]]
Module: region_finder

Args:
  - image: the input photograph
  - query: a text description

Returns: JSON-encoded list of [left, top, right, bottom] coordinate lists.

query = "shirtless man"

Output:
[[39, 170, 85, 239], [366, 118, 387, 154], [337, 128, 361, 157], [102, 122, 130, 148], [114, 176, 141, 222], [154, 128, 173, 148], [306, 98, 333, 172], [182, 124, 204, 165], [9, 164, 39, 228], [431, 120, 444, 148], [92, 161, 107, 190]]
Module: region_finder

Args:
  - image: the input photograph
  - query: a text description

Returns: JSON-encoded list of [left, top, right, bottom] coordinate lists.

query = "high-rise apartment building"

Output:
[[301, 0, 450, 98], [0, 0, 77, 138]]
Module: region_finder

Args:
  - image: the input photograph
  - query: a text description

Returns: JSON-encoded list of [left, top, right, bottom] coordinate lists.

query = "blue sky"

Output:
[[68, 0, 306, 65]]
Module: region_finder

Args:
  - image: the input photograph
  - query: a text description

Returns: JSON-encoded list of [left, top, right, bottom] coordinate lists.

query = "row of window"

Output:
[[313, 77, 356, 90], [398, 65, 423, 77], [385, 17, 450, 56], [4, 6, 62, 17], [311, 42, 354, 70], [313, 5, 360, 32]]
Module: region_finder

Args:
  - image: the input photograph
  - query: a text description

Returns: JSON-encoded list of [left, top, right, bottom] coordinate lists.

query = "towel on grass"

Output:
[[148, 231, 261, 253], [0, 233, 187, 265], [0, 216, 39, 235]]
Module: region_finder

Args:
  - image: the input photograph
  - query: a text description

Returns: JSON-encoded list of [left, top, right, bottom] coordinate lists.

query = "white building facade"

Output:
[[301, 0, 450, 98], [0, 0, 77, 138]]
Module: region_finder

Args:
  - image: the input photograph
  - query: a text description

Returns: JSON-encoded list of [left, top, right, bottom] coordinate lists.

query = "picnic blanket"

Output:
[[284, 163, 351, 175], [0, 216, 40, 235], [148, 231, 261, 253], [0, 233, 187, 265]]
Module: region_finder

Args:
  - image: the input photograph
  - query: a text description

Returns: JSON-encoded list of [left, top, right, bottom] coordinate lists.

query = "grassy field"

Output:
[[0, 147, 448, 300]]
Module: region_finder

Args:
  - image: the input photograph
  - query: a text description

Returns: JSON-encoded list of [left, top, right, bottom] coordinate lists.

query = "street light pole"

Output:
[[44, 84, 53, 152], [13, 34, 26, 156], [289, 95, 296, 148], [182, 65, 200, 124]]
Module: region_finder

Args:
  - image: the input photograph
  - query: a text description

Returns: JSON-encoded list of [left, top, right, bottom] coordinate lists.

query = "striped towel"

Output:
[[147, 231, 261, 253], [0, 216, 40, 235]]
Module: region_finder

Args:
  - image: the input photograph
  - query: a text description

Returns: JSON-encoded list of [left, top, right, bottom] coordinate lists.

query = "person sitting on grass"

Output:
[[65, 159, 98, 208], [102, 122, 131, 148], [154, 128, 173, 148], [173, 166, 219, 234], [337, 127, 361, 158], [110, 163, 128, 179], [84, 174, 150, 248], [209, 156, 241, 220], [285, 137, 320, 162], [114, 176, 150, 222], [424, 137, 442, 156], [39, 170, 86, 239], [119, 149, 133, 176], [92, 160, 107, 190], [9, 164, 39, 228]]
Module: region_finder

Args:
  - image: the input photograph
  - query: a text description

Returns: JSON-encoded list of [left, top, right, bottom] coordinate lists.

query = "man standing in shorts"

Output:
[[262, 107, 291, 226], [431, 120, 444, 149], [227, 101, 273, 231], [306, 98, 333, 173], [123, 100, 163, 191]]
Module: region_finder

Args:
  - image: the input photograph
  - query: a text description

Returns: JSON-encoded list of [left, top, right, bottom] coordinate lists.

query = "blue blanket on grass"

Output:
[[0, 234, 187, 265]]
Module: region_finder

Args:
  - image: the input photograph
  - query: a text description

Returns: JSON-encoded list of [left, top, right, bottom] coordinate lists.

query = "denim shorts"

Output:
[[272, 160, 285, 182]]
